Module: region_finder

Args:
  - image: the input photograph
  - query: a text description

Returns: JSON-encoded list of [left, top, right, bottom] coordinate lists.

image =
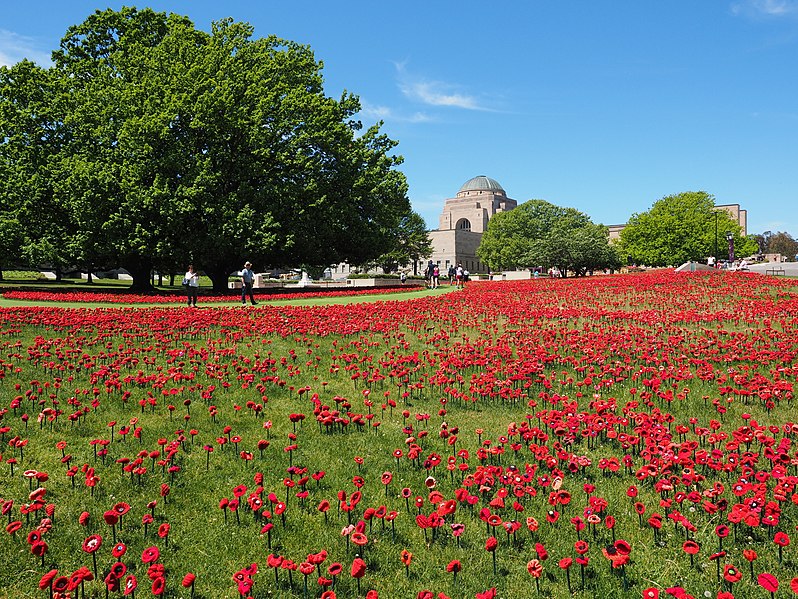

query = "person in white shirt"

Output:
[[183, 264, 200, 307]]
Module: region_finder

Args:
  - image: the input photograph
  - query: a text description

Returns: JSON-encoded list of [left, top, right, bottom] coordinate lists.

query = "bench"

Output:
[[766, 268, 785, 276]]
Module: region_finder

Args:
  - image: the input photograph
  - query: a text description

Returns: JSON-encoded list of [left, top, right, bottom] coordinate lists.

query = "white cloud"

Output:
[[399, 80, 484, 110], [731, 0, 798, 17], [359, 100, 433, 124], [0, 30, 52, 67], [394, 62, 491, 111]]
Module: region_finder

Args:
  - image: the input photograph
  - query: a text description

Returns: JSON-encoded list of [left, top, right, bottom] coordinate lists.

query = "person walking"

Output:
[[425, 260, 435, 289], [432, 264, 440, 288], [455, 263, 464, 289], [241, 261, 258, 306], [183, 264, 200, 307]]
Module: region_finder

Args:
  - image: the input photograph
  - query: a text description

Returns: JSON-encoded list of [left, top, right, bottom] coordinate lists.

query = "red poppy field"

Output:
[[1, 271, 797, 599]]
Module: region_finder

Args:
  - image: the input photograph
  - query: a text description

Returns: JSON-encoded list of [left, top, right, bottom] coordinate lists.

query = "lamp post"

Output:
[[714, 212, 718, 262], [726, 231, 734, 263]]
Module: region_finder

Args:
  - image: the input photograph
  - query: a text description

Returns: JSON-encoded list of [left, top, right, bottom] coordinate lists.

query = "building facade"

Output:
[[421, 175, 517, 275]]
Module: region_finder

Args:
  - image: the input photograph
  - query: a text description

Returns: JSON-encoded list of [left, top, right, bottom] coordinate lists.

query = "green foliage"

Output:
[[765, 231, 798, 259], [477, 199, 619, 275], [376, 211, 433, 273], [0, 8, 410, 292], [618, 191, 748, 266]]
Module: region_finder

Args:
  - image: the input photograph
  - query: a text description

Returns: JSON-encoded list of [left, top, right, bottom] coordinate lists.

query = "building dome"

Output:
[[458, 175, 505, 194]]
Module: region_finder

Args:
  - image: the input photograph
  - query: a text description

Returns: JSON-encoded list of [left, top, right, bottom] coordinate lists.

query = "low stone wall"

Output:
[[346, 278, 424, 288]]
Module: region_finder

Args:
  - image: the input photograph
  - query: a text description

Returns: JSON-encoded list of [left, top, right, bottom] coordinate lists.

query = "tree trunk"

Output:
[[55, 266, 62, 282], [86, 263, 93, 284], [207, 264, 233, 294], [0, 268, 4, 281], [127, 258, 155, 292]]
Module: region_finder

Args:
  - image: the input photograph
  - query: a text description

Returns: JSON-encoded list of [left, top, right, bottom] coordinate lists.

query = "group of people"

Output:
[[425, 261, 468, 289], [182, 260, 258, 307]]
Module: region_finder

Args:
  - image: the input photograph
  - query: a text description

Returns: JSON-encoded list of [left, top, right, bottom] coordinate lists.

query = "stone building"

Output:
[[420, 175, 517, 275]]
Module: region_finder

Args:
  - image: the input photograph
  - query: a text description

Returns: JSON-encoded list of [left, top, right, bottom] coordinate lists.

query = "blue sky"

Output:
[[3, 1, 797, 236]]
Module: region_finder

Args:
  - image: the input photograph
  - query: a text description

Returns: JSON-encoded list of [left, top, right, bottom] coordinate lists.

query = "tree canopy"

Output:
[[618, 191, 757, 267], [755, 231, 798, 259], [376, 211, 433, 274], [0, 8, 412, 290], [477, 199, 620, 276]]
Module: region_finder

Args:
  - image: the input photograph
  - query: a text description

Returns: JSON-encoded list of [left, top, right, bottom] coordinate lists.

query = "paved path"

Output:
[[746, 261, 798, 277]]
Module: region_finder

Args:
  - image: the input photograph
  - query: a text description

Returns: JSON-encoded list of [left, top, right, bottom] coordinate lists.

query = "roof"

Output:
[[458, 175, 505, 194]]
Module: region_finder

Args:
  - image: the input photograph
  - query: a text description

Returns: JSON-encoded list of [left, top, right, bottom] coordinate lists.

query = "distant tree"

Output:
[[477, 199, 618, 276], [753, 230, 772, 254], [377, 211, 432, 273], [767, 232, 798, 259], [618, 191, 753, 266], [538, 221, 622, 276]]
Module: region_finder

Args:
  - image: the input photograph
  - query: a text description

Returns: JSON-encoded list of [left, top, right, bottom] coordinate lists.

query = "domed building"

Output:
[[423, 175, 517, 275]]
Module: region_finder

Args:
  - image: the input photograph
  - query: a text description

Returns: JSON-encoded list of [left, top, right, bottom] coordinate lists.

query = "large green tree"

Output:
[[618, 191, 755, 266], [0, 60, 72, 279], [477, 199, 619, 275], [376, 211, 432, 273], [2, 8, 410, 291]]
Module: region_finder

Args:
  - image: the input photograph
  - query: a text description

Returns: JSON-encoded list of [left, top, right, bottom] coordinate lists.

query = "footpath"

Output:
[[746, 261, 798, 277]]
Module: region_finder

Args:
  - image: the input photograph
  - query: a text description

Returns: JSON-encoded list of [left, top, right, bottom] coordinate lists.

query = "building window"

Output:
[[456, 218, 471, 231]]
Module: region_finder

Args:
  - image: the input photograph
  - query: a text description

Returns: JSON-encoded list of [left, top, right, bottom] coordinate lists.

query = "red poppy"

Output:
[[38, 569, 59, 590], [642, 588, 659, 599], [682, 540, 700, 555], [527, 559, 543, 578], [351, 532, 368, 546], [485, 536, 498, 552], [104, 573, 120, 593], [110, 562, 127, 579], [758, 573, 779, 593], [724, 565, 742, 584], [112, 542, 127, 558], [141, 546, 160, 563], [743, 549, 757, 562], [351, 557, 367, 579], [182, 573, 196, 588], [151, 576, 165, 595], [82, 534, 102, 553]]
